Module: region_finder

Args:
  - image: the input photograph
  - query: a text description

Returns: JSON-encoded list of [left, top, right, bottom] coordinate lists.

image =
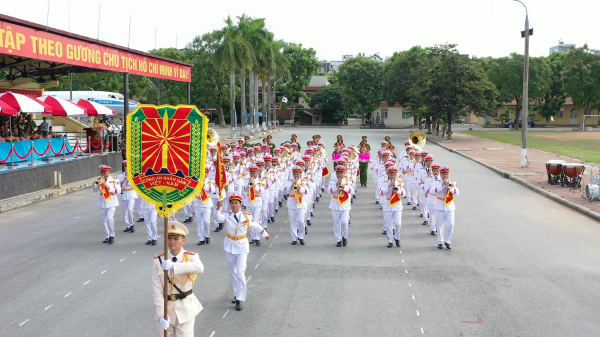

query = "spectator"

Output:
[[35, 125, 44, 136], [40, 117, 50, 137], [0, 124, 8, 138], [26, 114, 37, 131], [22, 126, 32, 138], [11, 126, 18, 137]]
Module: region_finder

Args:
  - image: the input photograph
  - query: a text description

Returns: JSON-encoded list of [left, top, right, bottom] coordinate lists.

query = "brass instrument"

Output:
[[282, 147, 293, 157], [206, 128, 220, 147], [349, 147, 359, 161], [95, 177, 105, 186], [293, 182, 299, 191], [248, 180, 254, 188], [448, 180, 456, 188], [408, 130, 426, 151], [338, 179, 345, 190]]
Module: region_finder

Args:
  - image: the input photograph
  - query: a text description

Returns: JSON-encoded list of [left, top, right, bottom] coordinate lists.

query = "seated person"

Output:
[[21, 126, 32, 138]]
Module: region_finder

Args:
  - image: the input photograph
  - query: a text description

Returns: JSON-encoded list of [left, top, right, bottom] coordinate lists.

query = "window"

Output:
[[492, 109, 499, 118], [556, 109, 564, 119], [381, 109, 388, 119], [570, 107, 578, 119], [402, 109, 411, 119]]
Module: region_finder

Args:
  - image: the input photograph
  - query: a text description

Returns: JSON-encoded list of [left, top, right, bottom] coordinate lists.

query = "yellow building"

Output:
[[477, 98, 600, 127], [371, 102, 414, 127]]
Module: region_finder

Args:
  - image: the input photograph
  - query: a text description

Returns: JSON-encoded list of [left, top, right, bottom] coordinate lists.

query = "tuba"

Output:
[[408, 130, 426, 151], [206, 129, 220, 147]]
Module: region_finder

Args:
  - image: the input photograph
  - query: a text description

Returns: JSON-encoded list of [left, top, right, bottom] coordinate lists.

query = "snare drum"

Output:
[[585, 184, 599, 201]]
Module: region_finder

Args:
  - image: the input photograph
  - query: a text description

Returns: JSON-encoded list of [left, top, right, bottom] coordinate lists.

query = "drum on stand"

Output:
[[546, 160, 565, 185], [562, 163, 585, 190]]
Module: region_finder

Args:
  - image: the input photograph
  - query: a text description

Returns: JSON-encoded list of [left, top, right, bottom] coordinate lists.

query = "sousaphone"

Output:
[[409, 130, 426, 151]]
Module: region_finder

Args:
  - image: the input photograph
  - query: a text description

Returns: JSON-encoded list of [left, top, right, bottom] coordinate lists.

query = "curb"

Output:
[[430, 139, 600, 223], [0, 181, 95, 214]]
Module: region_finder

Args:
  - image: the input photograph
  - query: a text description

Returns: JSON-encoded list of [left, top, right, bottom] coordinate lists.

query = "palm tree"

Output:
[[214, 16, 254, 136], [267, 40, 290, 127]]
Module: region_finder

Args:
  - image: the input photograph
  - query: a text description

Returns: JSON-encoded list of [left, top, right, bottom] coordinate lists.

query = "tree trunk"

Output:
[[217, 103, 226, 127], [447, 113, 453, 140], [230, 66, 235, 129], [291, 98, 295, 123], [255, 72, 259, 128], [514, 103, 522, 130], [249, 69, 254, 129], [241, 70, 246, 131], [546, 115, 550, 126], [262, 77, 267, 128], [585, 98, 593, 116]]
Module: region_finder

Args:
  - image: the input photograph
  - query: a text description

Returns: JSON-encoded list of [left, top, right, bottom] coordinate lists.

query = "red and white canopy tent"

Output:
[[0, 92, 53, 139]]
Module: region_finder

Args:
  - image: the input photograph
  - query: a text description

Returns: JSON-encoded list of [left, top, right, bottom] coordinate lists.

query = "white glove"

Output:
[[162, 260, 174, 271], [160, 316, 170, 330], [343, 186, 350, 193]]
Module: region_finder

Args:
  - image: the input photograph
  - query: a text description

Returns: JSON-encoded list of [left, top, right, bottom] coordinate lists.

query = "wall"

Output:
[[372, 105, 413, 128], [0, 153, 122, 200]]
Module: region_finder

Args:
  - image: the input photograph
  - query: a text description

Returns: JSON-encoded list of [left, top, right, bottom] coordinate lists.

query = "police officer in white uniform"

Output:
[[92, 165, 121, 244], [119, 160, 138, 233]]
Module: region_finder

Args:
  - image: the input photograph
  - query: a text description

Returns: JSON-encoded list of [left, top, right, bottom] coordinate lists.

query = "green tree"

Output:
[[538, 52, 566, 126], [148, 48, 190, 105], [278, 43, 320, 121], [337, 55, 383, 124], [265, 39, 290, 126], [46, 72, 151, 101], [562, 44, 600, 120], [486, 53, 550, 128], [411, 43, 498, 139], [308, 84, 343, 123]]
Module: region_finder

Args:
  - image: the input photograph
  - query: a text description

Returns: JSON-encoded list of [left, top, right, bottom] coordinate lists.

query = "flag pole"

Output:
[[162, 189, 168, 337]]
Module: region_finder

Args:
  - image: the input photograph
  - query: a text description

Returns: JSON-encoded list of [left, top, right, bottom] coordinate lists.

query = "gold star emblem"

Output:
[[171, 224, 176, 229]]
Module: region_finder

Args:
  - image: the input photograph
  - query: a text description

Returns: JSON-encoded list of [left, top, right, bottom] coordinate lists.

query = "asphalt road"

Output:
[[2, 126, 600, 337]]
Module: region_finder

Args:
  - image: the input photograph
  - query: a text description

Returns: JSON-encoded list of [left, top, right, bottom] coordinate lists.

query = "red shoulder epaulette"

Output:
[[185, 251, 196, 255], [154, 253, 164, 259]]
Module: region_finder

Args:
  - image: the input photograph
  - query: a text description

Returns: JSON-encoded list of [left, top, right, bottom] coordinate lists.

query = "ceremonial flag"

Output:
[[199, 188, 210, 203], [322, 167, 329, 177], [389, 191, 401, 207], [214, 142, 227, 198], [294, 187, 303, 205], [445, 189, 454, 206], [100, 183, 111, 201], [337, 189, 350, 205]]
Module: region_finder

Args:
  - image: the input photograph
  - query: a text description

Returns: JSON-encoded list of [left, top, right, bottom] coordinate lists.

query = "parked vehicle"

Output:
[[503, 119, 536, 128]]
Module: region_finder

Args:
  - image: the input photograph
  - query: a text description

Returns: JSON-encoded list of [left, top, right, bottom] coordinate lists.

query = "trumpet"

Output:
[[248, 179, 255, 188], [95, 177, 105, 186], [393, 180, 403, 192], [338, 179, 345, 190], [448, 180, 456, 188]]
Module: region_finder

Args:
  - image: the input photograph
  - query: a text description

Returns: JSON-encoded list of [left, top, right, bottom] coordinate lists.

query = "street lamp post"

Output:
[[515, 0, 532, 168]]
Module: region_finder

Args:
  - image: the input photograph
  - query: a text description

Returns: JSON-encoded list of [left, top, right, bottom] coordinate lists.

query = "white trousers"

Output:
[[288, 208, 306, 241], [194, 206, 212, 240], [121, 199, 136, 229], [143, 209, 158, 241], [211, 197, 220, 228], [419, 191, 427, 215], [99, 207, 116, 238], [383, 210, 402, 243], [247, 204, 262, 240], [157, 316, 194, 337], [184, 204, 194, 219], [137, 199, 143, 218], [410, 183, 420, 205], [436, 210, 455, 244], [427, 202, 436, 232], [374, 177, 380, 201], [404, 181, 412, 200], [226, 251, 248, 301], [331, 209, 349, 242], [261, 196, 270, 228]]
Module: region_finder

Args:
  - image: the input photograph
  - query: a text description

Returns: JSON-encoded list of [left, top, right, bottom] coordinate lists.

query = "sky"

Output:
[[1, 0, 598, 61]]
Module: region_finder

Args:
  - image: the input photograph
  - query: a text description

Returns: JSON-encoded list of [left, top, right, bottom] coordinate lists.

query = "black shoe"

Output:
[[387, 243, 393, 248], [103, 238, 110, 243], [108, 237, 114, 244], [336, 241, 341, 247], [311, 212, 313, 216], [137, 218, 144, 222], [146, 240, 152, 245], [395, 239, 400, 247], [307, 220, 311, 226], [130, 225, 135, 233], [198, 240, 205, 245], [352, 195, 356, 199], [423, 221, 428, 225], [299, 239, 305, 245], [219, 223, 224, 231], [152, 240, 157, 245], [188, 216, 193, 222], [271, 217, 275, 223], [351, 199, 353, 203], [292, 241, 297, 245], [124, 228, 131, 232], [279, 201, 282, 207], [256, 240, 261, 246], [375, 201, 379, 204], [268, 219, 271, 223], [322, 187, 325, 192], [183, 218, 190, 223], [342, 238, 347, 246], [215, 226, 221, 232], [445, 243, 451, 250], [235, 300, 243, 311], [232, 296, 236, 304], [206, 237, 210, 244], [250, 239, 256, 244], [438, 244, 443, 249], [275, 209, 278, 213], [407, 202, 411, 205], [305, 228, 307, 234], [284, 195, 288, 200], [430, 231, 436, 235], [349, 220, 351, 225], [316, 197, 320, 201], [412, 206, 417, 210], [419, 214, 423, 217], [382, 230, 387, 235]]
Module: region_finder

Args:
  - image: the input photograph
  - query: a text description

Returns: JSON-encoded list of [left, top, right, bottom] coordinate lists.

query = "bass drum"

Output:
[[585, 184, 599, 202]]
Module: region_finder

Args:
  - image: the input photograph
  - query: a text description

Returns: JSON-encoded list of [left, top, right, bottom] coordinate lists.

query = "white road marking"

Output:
[[64, 292, 72, 297], [222, 310, 229, 319], [402, 259, 405, 263], [83, 280, 90, 285], [405, 270, 408, 274], [44, 304, 54, 310], [158, 235, 162, 238], [412, 295, 415, 300], [280, 227, 282, 231], [421, 327, 425, 334], [416, 310, 420, 316], [120, 258, 126, 262], [118, 241, 122, 243], [255, 263, 259, 269], [19, 319, 29, 326], [133, 251, 137, 254], [409, 282, 412, 287], [101, 270, 107, 274], [262, 253, 266, 259], [275, 235, 278, 239], [399, 251, 402, 254], [247, 276, 251, 282], [209, 332, 215, 337], [269, 243, 273, 248]]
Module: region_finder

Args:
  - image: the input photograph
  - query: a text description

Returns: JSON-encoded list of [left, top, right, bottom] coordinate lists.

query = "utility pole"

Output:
[[515, 0, 532, 168]]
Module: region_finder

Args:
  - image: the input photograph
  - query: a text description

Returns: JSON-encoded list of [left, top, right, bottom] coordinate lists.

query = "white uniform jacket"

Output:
[[283, 179, 309, 209], [214, 210, 268, 254], [193, 179, 214, 208], [118, 172, 138, 201], [433, 183, 459, 211], [92, 176, 121, 208], [380, 178, 406, 212], [328, 178, 353, 211]]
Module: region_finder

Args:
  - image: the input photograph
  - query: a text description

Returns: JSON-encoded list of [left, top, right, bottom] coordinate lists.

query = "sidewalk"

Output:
[[0, 173, 122, 213], [430, 132, 600, 221]]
